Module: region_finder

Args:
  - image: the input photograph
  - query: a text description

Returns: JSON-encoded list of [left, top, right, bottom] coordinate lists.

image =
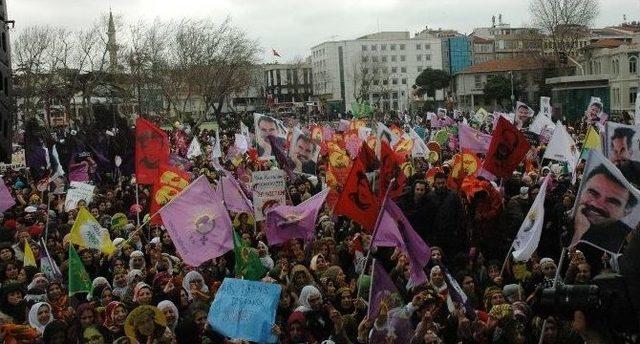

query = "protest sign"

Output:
[[251, 170, 286, 221], [208, 278, 281, 343], [254, 114, 288, 159], [65, 181, 96, 211], [0, 148, 27, 171], [604, 122, 640, 187]]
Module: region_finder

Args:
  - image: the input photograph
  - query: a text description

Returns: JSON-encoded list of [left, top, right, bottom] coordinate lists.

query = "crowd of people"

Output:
[[0, 104, 638, 344]]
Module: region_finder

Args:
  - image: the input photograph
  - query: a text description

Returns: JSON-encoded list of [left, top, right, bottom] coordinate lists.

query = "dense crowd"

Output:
[[0, 106, 638, 344]]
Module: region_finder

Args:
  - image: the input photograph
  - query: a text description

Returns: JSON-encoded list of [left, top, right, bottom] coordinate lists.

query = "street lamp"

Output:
[[508, 71, 515, 111]]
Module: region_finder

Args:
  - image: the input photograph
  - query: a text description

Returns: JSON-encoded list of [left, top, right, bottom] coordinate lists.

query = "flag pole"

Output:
[[356, 178, 394, 299], [499, 243, 514, 278], [537, 246, 567, 344]]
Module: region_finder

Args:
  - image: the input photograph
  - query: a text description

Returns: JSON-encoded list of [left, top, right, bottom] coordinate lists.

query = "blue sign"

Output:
[[208, 278, 282, 343]]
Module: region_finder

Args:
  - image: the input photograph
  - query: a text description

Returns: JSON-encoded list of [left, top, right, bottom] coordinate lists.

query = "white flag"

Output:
[[512, 176, 550, 261], [410, 127, 429, 158], [543, 121, 579, 173], [234, 134, 248, 154], [211, 129, 222, 158], [539, 97, 552, 118], [187, 137, 203, 158], [529, 112, 556, 135]]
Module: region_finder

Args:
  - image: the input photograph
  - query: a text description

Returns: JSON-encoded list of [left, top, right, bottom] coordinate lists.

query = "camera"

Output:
[[533, 273, 638, 333]]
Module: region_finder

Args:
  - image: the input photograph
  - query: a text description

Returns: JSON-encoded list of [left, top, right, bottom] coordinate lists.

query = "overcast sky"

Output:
[[10, 0, 639, 62]]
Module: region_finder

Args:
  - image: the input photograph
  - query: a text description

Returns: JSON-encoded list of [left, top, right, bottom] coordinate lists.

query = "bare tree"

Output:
[[529, 0, 599, 64], [352, 52, 392, 110]]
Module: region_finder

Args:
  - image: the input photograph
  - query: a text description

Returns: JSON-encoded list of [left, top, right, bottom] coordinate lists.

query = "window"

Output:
[[401, 78, 407, 84], [630, 57, 637, 74], [399, 44, 406, 50], [372, 56, 378, 62], [390, 44, 396, 50], [417, 55, 422, 61], [630, 87, 638, 105], [401, 67, 406, 73], [392, 92, 398, 99], [373, 79, 379, 85], [416, 44, 422, 50], [417, 66, 423, 72], [363, 68, 369, 74], [400, 55, 406, 62], [383, 79, 389, 85], [371, 45, 377, 51], [391, 55, 397, 62], [391, 67, 397, 73], [474, 75, 482, 89], [392, 78, 398, 85], [382, 56, 387, 62], [362, 56, 368, 63], [362, 45, 367, 51], [425, 44, 431, 50], [425, 54, 431, 61], [381, 44, 387, 51]]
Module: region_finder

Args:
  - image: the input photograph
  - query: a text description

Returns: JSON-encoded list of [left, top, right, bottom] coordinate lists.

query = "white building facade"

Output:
[[311, 31, 444, 112]]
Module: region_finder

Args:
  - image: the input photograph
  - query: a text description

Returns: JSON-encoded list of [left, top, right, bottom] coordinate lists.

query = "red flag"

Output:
[[335, 158, 380, 232], [482, 117, 531, 178], [357, 141, 378, 172], [378, 141, 406, 199], [150, 164, 190, 224], [272, 49, 281, 57], [135, 118, 169, 184]]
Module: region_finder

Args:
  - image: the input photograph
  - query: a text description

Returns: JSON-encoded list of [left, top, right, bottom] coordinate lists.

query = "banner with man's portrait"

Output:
[[585, 96, 608, 126], [604, 122, 640, 187], [288, 127, 319, 174], [571, 150, 640, 253], [253, 114, 288, 159]]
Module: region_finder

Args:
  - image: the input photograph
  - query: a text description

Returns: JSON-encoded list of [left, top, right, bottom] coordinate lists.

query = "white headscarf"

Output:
[[157, 300, 180, 330], [295, 285, 322, 312], [182, 271, 209, 300], [28, 302, 53, 334], [129, 250, 146, 270], [257, 241, 274, 270]]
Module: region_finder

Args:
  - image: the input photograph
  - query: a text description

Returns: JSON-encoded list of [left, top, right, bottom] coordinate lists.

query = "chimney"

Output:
[[492, 15, 496, 27]]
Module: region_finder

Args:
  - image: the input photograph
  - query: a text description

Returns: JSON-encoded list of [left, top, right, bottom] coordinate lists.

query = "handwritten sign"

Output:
[[65, 182, 96, 211], [208, 278, 281, 343], [251, 170, 286, 221]]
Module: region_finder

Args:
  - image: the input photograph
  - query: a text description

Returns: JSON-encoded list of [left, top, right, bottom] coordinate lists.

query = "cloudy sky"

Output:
[[10, 0, 638, 62]]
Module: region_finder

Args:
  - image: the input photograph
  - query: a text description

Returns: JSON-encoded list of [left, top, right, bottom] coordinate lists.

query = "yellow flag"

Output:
[[23, 241, 37, 267], [70, 207, 115, 255], [583, 127, 602, 151]]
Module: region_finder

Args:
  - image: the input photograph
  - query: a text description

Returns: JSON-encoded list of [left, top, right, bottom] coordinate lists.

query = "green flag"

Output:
[[68, 245, 92, 296], [233, 231, 267, 280]]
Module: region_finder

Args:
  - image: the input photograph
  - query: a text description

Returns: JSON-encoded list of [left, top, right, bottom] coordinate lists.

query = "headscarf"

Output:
[[182, 271, 209, 300], [132, 282, 152, 303], [157, 300, 179, 330], [88, 277, 111, 301], [103, 301, 124, 329], [129, 250, 146, 270], [484, 286, 503, 312], [295, 285, 321, 312], [309, 254, 324, 272], [28, 302, 53, 334], [126, 269, 144, 288], [257, 241, 274, 270]]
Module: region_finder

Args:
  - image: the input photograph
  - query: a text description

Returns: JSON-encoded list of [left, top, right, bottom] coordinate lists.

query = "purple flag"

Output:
[[372, 198, 431, 287], [368, 259, 400, 319], [265, 188, 329, 245], [459, 123, 492, 154], [0, 177, 15, 212], [217, 174, 253, 215], [159, 175, 233, 266]]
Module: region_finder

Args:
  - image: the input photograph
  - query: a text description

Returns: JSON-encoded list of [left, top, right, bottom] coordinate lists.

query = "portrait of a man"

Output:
[[609, 125, 640, 187], [254, 114, 285, 158], [289, 131, 318, 174], [572, 163, 639, 253]]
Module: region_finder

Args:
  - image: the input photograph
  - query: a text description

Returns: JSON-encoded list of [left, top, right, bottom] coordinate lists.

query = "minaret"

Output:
[[107, 9, 117, 72]]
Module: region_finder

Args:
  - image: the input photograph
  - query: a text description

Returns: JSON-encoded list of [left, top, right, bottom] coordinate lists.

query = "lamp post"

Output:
[[508, 71, 515, 111]]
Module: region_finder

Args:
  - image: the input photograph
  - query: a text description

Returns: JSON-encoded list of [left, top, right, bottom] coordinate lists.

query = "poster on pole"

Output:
[[65, 182, 96, 211], [208, 278, 281, 343], [251, 170, 286, 221]]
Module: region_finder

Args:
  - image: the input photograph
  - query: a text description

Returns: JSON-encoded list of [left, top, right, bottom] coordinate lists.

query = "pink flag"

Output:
[[0, 177, 15, 212], [265, 188, 329, 245], [368, 259, 400, 319], [372, 198, 431, 287], [159, 176, 233, 266], [459, 124, 492, 154], [217, 174, 253, 215]]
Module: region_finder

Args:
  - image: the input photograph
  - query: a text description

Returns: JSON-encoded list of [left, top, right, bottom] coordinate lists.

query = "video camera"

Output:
[[533, 273, 638, 333]]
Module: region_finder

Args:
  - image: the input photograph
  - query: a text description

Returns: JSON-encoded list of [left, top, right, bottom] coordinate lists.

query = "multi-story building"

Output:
[[546, 36, 640, 119], [310, 30, 444, 113], [263, 61, 313, 104], [470, 15, 543, 65], [455, 57, 545, 110], [0, 1, 12, 162], [442, 36, 472, 75]]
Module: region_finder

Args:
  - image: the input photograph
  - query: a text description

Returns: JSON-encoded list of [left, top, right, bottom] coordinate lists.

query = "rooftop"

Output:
[[457, 57, 544, 74], [584, 38, 628, 49]]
